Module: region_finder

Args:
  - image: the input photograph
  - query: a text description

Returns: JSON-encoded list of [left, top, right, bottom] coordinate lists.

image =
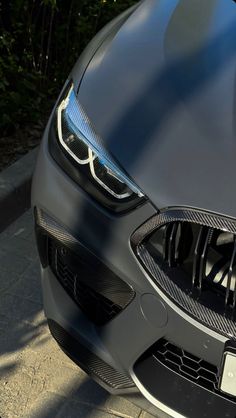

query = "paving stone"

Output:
[[0, 250, 31, 274], [0, 313, 12, 340], [139, 412, 157, 418], [0, 292, 41, 322], [23, 391, 124, 418], [0, 368, 35, 418], [0, 235, 38, 261], [57, 399, 124, 418], [0, 317, 45, 359], [0, 312, 9, 327], [8, 261, 42, 304], [23, 392, 68, 418], [69, 378, 141, 418], [0, 209, 34, 240], [0, 269, 21, 292]]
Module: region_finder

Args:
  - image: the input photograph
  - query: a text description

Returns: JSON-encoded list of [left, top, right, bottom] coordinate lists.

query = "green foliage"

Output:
[[0, 0, 137, 134]]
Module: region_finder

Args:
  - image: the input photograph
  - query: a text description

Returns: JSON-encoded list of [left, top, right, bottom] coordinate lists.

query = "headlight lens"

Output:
[[54, 83, 144, 209]]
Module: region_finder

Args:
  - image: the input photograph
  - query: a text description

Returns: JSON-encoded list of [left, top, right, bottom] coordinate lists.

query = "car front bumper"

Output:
[[32, 124, 236, 418]]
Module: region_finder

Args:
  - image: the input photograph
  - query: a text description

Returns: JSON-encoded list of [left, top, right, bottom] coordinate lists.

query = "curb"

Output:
[[0, 148, 39, 233]]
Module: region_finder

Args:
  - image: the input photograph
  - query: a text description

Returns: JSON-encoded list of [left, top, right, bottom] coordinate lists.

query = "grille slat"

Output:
[[167, 222, 179, 267], [191, 226, 213, 294], [146, 220, 236, 318], [225, 237, 236, 309], [192, 225, 205, 292], [198, 228, 213, 292], [164, 224, 172, 261]]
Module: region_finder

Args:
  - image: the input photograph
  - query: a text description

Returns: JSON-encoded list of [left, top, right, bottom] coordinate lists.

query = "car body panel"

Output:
[[32, 128, 229, 417], [32, 1, 236, 416], [78, 0, 236, 217]]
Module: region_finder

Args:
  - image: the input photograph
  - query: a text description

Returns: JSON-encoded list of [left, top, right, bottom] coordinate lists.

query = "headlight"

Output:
[[50, 83, 144, 212]]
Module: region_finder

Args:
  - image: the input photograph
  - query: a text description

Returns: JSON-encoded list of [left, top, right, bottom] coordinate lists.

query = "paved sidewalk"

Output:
[[0, 210, 155, 418]]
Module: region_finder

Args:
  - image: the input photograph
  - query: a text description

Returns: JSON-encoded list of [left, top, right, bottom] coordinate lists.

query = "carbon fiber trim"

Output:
[[35, 208, 135, 325], [131, 208, 236, 339], [132, 208, 236, 246], [48, 319, 134, 390], [35, 207, 80, 251]]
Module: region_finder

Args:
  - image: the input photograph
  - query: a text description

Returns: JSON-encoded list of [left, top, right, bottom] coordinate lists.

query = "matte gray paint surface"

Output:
[[32, 2, 236, 416], [77, 0, 236, 217], [32, 131, 227, 373]]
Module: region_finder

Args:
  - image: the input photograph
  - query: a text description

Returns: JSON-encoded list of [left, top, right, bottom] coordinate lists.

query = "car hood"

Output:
[[78, 0, 236, 218]]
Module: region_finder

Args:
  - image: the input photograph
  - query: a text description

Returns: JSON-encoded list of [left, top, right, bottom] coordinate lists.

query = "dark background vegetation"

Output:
[[0, 0, 136, 169]]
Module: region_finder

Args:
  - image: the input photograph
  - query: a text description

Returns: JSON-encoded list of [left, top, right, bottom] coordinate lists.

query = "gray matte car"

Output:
[[32, 1, 236, 417]]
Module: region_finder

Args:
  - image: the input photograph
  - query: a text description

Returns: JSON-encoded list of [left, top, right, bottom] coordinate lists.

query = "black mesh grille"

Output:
[[155, 339, 219, 392], [138, 338, 236, 403], [134, 339, 236, 416], [48, 239, 135, 326], [132, 209, 236, 338]]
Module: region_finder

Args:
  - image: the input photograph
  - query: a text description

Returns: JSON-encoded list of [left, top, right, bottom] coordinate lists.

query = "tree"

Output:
[[0, 0, 137, 134]]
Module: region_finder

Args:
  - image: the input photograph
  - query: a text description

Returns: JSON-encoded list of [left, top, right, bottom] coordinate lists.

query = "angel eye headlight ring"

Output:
[[56, 84, 144, 203]]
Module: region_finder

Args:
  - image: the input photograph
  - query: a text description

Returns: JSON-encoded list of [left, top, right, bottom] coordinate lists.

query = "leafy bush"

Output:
[[0, 0, 137, 134]]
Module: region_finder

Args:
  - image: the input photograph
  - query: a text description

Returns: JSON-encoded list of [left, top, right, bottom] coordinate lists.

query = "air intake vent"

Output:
[[48, 239, 135, 326], [155, 339, 219, 392], [132, 209, 236, 338], [135, 338, 236, 403], [35, 208, 135, 327]]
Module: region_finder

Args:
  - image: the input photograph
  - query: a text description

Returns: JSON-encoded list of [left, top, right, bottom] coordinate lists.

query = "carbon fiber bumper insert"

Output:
[[35, 208, 135, 325], [48, 319, 135, 390]]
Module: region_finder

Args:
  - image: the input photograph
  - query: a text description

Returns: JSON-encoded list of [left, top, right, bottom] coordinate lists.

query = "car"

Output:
[[32, 1, 236, 417]]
